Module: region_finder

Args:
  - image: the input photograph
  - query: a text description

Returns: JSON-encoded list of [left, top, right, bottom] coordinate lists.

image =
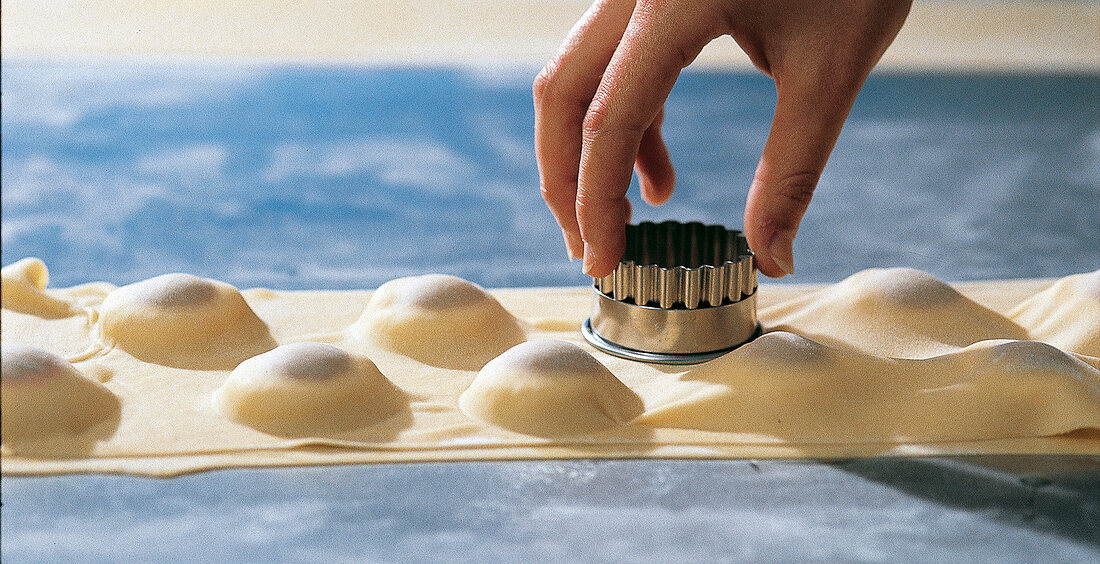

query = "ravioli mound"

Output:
[[213, 342, 407, 437], [460, 339, 643, 438], [766, 267, 1028, 358], [351, 274, 525, 370], [1, 344, 120, 449], [98, 273, 276, 369], [1010, 270, 1100, 357], [638, 332, 1100, 443]]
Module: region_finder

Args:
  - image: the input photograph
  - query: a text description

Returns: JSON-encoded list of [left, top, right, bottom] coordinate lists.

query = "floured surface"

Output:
[[1, 259, 1098, 477]]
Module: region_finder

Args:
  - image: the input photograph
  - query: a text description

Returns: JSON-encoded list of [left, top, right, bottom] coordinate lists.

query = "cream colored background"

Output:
[[3, 1, 1099, 70]]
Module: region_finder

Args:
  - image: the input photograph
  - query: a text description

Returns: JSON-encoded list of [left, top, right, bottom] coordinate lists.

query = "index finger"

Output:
[[576, 2, 718, 277], [534, 0, 636, 260]]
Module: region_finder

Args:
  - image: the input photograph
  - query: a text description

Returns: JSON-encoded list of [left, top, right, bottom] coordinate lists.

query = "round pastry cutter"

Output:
[[582, 221, 761, 364]]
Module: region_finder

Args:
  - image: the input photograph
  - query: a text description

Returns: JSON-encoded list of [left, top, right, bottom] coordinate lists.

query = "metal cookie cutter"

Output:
[[582, 221, 761, 364]]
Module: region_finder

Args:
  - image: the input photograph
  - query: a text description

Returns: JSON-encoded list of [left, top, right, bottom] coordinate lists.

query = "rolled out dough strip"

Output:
[[1, 260, 1097, 477]]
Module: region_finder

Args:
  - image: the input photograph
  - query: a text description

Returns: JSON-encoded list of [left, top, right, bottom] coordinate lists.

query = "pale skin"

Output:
[[535, 0, 913, 278]]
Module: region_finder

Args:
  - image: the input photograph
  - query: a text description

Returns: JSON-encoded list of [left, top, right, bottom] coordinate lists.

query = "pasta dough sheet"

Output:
[[2, 258, 1098, 477]]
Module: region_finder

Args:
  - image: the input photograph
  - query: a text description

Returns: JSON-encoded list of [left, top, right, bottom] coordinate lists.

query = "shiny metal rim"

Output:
[[581, 318, 762, 365]]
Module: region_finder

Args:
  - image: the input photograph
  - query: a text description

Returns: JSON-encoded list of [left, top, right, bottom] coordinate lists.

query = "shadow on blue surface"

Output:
[[835, 455, 1100, 549], [2, 457, 1097, 562]]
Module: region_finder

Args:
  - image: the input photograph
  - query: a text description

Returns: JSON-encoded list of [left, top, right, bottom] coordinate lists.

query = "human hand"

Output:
[[534, 0, 912, 278]]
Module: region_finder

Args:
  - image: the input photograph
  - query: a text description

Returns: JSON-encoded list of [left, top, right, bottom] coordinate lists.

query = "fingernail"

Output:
[[562, 231, 576, 261], [582, 243, 596, 276], [563, 230, 583, 260], [768, 230, 796, 276]]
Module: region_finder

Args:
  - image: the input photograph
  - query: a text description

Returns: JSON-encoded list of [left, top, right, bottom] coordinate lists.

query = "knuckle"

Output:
[[768, 171, 820, 207], [574, 189, 615, 215], [532, 74, 550, 106], [581, 103, 611, 137], [574, 187, 604, 218], [574, 186, 595, 209], [532, 63, 559, 106], [582, 102, 645, 142], [675, 45, 693, 70], [541, 181, 583, 220], [575, 192, 628, 235], [539, 183, 568, 206], [539, 184, 554, 202]]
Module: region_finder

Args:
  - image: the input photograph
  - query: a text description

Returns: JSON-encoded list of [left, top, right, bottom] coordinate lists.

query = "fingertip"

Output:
[[577, 207, 627, 279], [581, 239, 623, 278], [639, 178, 674, 206], [745, 226, 795, 279], [767, 230, 796, 277], [581, 242, 597, 276], [575, 188, 630, 277], [753, 255, 790, 279], [744, 206, 791, 279], [636, 122, 676, 206], [562, 229, 584, 260], [638, 167, 675, 206], [581, 242, 608, 278], [744, 167, 814, 280]]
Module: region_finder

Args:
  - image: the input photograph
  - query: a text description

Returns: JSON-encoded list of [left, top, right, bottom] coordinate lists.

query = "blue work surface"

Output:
[[2, 63, 1099, 561]]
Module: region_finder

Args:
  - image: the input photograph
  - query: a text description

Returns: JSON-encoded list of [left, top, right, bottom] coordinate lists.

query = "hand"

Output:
[[534, 0, 912, 278]]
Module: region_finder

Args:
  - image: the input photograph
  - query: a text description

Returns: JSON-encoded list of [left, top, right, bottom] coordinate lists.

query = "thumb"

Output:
[[744, 80, 860, 278]]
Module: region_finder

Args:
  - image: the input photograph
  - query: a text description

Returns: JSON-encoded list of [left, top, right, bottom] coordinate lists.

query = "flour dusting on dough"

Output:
[[1, 258, 1098, 476], [1, 258, 78, 318], [1009, 270, 1100, 357], [213, 342, 408, 437], [1, 344, 120, 454], [764, 267, 1030, 358], [349, 274, 526, 370], [98, 273, 276, 369], [459, 339, 643, 438], [638, 332, 1100, 443]]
